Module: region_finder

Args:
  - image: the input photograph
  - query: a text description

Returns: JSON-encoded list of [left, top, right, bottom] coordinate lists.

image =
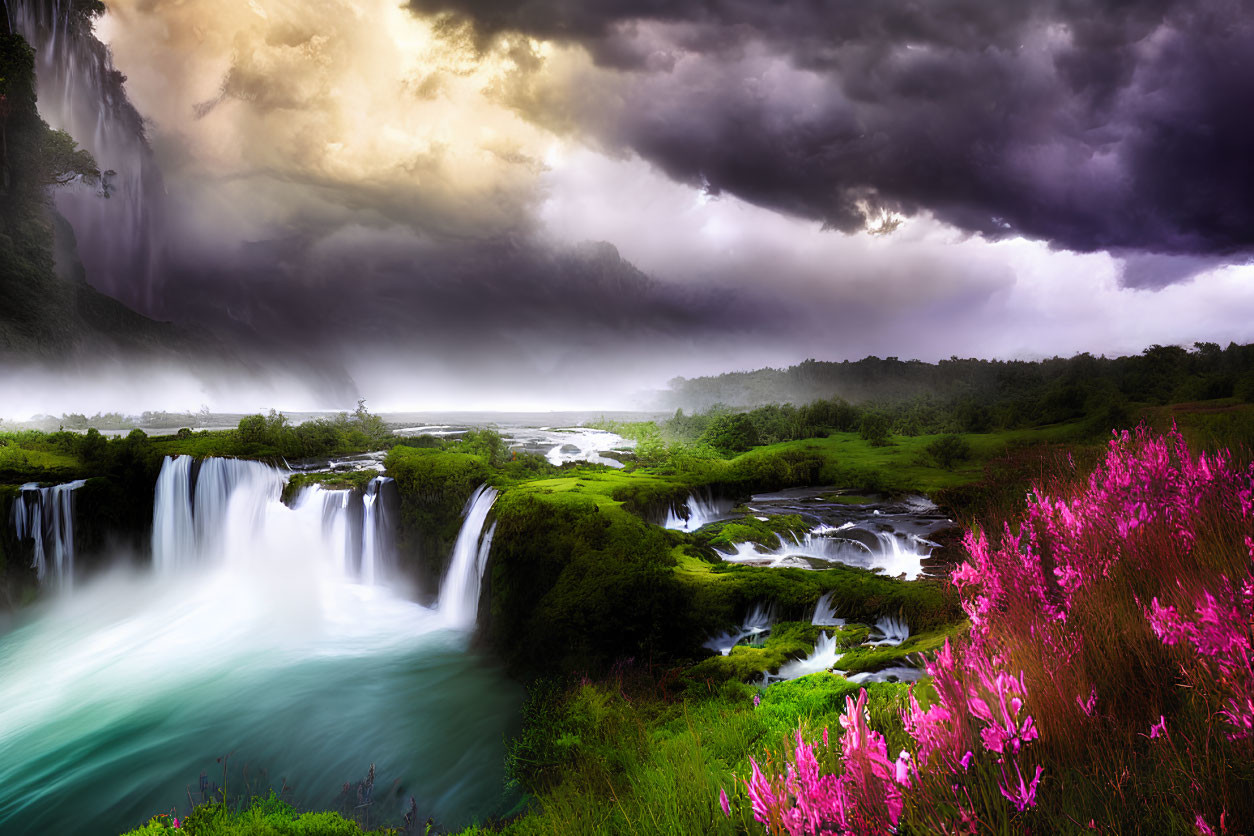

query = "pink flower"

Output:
[[998, 762, 1043, 812], [753, 693, 761, 708], [1076, 686, 1098, 717], [1195, 813, 1216, 835], [1147, 715, 1168, 739], [718, 787, 730, 818]]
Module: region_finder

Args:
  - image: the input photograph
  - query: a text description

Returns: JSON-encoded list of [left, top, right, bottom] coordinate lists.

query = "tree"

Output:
[[859, 412, 892, 447], [38, 127, 99, 187], [699, 413, 759, 455], [926, 434, 971, 470]]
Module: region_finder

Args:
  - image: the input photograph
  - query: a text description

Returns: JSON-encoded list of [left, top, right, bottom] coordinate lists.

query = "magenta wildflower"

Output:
[[753, 692, 761, 708], [1077, 686, 1098, 717], [719, 787, 730, 818], [1148, 715, 1168, 739], [1195, 813, 1216, 835], [998, 762, 1043, 812]]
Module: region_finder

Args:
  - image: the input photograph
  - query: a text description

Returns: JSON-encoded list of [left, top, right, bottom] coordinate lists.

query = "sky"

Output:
[[9, 0, 1254, 413]]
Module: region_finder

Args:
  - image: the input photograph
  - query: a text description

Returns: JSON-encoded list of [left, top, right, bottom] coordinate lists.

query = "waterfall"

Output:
[[811, 591, 845, 627], [766, 631, 843, 684], [7, 0, 167, 313], [703, 601, 776, 656], [438, 485, 499, 629], [663, 493, 733, 532], [152, 456, 398, 585], [360, 476, 393, 586], [715, 527, 931, 579], [866, 615, 910, 647], [9, 479, 86, 589], [288, 476, 395, 584]]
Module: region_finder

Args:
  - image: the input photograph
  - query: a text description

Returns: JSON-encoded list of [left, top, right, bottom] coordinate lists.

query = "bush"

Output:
[[858, 412, 892, 447], [698, 413, 760, 456], [925, 434, 972, 470]]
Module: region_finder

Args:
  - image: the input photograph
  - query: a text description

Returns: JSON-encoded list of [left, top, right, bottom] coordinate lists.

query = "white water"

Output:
[[811, 591, 846, 627], [542, 428, 632, 468], [703, 601, 775, 656], [664, 493, 734, 532], [766, 631, 844, 684], [866, 615, 910, 647], [10, 480, 86, 589], [716, 528, 931, 579], [0, 457, 517, 833], [840, 666, 925, 685], [6, 0, 167, 312], [439, 484, 499, 629], [360, 476, 393, 585]]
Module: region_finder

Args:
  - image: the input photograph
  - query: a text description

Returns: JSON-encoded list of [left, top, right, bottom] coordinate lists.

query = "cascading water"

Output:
[[664, 493, 734, 532], [6, 0, 167, 312], [9, 479, 86, 589], [866, 615, 910, 647], [360, 476, 393, 585], [765, 631, 843, 684], [0, 458, 519, 835], [439, 484, 499, 629], [703, 601, 776, 656], [716, 528, 931, 579], [811, 591, 846, 627]]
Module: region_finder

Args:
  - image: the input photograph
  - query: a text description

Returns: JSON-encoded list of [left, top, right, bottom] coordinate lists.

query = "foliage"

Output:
[[925, 433, 971, 470], [385, 446, 490, 589], [857, 412, 892, 447], [714, 425, 1254, 834], [120, 793, 397, 835], [699, 413, 761, 455]]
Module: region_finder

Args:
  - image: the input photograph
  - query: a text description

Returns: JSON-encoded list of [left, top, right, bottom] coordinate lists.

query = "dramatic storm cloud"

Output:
[[411, 0, 1254, 278], [5, 0, 1253, 414]]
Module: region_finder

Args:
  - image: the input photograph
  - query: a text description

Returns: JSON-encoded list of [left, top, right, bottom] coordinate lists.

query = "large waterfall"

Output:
[[0, 457, 517, 835], [5, 0, 167, 312], [151, 456, 402, 586], [9, 479, 86, 589]]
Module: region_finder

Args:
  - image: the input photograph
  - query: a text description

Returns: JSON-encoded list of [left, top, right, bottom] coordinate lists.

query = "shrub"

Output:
[[925, 434, 971, 470], [858, 413, 892, 447]]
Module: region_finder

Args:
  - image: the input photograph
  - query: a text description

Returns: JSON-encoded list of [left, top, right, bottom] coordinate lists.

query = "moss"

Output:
[[698, 514, 809, 551], [281, 470, 377, 504], [835, 624, 965, 674], [685, 620, 825, 684], [384, 447, 491, 590], [681, 561, 961, 639], [486, 489, 690, 675], [119, 793, 396, 835]]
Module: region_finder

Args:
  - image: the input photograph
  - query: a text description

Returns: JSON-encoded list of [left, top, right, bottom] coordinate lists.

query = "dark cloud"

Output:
[[413, 0, 1254, 268]]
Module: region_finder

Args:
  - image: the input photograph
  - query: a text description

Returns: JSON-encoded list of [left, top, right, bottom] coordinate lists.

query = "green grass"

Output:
[[468, 672, 918, 836], [121, 793, 396, 835]]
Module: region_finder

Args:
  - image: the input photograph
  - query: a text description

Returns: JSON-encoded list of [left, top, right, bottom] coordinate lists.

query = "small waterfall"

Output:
[[703, 601, 776, 656], [7, 0, 167, 312], [663, 493, 733, 532], [360, 476, 393, 586], [767, 631, 843, 684], [715, 527, 931, 579], [866, 615, 910, 647], [10, 480, 86, 589], [438, 485, 499, 629], [811, 591, 845, 627]]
